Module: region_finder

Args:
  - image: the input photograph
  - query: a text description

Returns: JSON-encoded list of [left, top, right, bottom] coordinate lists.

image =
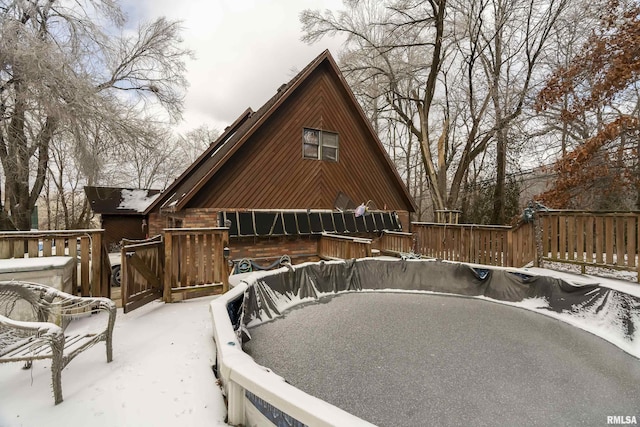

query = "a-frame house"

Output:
[[145, 50, 416, 264]]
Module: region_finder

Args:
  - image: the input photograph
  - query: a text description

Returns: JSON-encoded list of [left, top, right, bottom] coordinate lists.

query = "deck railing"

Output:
[[0, 229, 110, 297], [163, 227, 229, 302], [538, 211, 640, 277], [412, 222, 535, 268], [378, 230, 415, 255], [318, 233, 372, 260]]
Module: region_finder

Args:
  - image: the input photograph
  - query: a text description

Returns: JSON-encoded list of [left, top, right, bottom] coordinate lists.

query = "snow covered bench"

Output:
[[0, 281, 116, 404]]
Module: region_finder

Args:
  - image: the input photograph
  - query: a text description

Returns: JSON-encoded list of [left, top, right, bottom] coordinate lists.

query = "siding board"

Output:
[[186, 62, 409, 212]]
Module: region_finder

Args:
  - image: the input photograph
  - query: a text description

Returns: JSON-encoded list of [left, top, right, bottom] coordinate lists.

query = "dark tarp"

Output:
[[234, 259, 640, 346]]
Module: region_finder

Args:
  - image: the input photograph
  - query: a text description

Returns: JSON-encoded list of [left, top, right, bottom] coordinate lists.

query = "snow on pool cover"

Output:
[[244, 292, 640, 426]]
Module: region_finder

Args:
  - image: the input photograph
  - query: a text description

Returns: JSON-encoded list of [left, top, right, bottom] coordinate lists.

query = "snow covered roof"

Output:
[[84, 186, 161, 215]]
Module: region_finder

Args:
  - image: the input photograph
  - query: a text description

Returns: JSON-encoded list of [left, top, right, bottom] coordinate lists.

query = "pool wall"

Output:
[[210, 258, 640, 426]]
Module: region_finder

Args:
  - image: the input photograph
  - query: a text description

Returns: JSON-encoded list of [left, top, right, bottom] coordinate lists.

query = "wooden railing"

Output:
[[378, 230, 415, 255], [163, 227, 229, 302], [318, 233, 372, 260], [539, 211, 639, 277], [412, 222, 535, 268], [0, 229, 110, 297]]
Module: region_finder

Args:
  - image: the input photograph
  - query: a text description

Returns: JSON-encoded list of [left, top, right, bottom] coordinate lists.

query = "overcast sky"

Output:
[[120, 0, 346, 133]]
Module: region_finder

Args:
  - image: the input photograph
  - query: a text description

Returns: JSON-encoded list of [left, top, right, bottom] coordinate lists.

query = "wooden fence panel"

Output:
[[318, 234, 372, 260], [538, 211, 639, 280], [551, 215, 559, 259], [414, 212, 639, 280], [559, 216, 567, 260], [542, 216, 550, 258], [412, 223, 530, 267], [0, 229, 109, 297], [585, 217, 594, 264], [378, 231, 414, 255]]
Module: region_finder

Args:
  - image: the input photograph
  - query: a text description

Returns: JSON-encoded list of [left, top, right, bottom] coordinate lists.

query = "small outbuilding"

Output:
[[84, 186, 160, 251]]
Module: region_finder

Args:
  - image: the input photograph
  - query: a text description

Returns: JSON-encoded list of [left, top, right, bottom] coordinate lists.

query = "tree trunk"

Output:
[[491, 129, 507, 224]]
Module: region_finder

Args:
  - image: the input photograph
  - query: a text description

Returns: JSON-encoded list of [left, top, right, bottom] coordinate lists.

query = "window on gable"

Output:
[[303, 128, 339, 161]]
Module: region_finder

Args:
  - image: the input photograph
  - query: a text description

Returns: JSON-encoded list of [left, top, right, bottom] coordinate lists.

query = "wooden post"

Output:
[[80, 236, 90, 296], [213, 232, 222, 284], [506, 229, 514, 267], [222, 234, 229, 293], [163, 231, 173, 303], [533, 213, 543, 268], [91, 232, 102, 297]]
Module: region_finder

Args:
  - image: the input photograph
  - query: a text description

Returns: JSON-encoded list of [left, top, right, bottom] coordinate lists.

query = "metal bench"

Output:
[[0, 281, 116, 404]]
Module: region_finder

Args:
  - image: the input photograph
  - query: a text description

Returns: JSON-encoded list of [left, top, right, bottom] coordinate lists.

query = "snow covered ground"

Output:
[[0, 296, 228, 427], [0, 264, 638, 427]]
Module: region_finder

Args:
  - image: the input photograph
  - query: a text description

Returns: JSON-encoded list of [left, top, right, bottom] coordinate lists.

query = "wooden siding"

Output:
[[102, 215, 147, 251], [186, 61, 410, 212]]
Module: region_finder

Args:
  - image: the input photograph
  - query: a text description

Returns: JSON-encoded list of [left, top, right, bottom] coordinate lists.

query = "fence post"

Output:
[[506, 229, 514, 267], [222, 233, 229, 293], [163, 231, 173, 303], [91, 232, 102, 297], [534, 214, 543, 267]]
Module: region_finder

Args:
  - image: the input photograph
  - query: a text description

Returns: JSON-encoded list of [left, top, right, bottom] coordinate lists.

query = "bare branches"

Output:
[[302, 0, 571, 221], [97, 17, 192, 121], [0, 0, 191, 229]]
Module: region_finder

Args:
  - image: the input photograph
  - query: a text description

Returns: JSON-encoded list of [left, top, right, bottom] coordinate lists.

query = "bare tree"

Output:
[[302, 0, 567, 223], [177, 125, 220, 164], [0, 0, 191, 230], [457, 0, 569, 223], [302, 0, 451, 214]]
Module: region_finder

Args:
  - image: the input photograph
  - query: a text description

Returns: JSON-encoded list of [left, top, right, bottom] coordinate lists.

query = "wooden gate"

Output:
[[163, 228, 229, 302], [121, 235, 164, 313]]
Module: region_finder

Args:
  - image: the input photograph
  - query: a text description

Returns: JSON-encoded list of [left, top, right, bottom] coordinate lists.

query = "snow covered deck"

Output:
[[0, 297, 228, 427], [1, 262, 639, 427]]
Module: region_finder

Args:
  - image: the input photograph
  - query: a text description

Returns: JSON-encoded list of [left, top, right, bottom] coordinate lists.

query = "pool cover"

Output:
[[236, 259, 640, 354], [244, 292, 640, 426]]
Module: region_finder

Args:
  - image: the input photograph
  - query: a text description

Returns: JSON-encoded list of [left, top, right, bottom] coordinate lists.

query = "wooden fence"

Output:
[[163, 227, 230, 302], [539, 211, 640, 277], [318, 234, 372, 260], [378, 230, 415, 256], [0, 229, 110, 297], [412, 222, 535, 268]]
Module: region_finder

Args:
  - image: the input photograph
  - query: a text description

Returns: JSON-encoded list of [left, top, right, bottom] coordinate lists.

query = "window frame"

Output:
[[302, 128, 339, 162]]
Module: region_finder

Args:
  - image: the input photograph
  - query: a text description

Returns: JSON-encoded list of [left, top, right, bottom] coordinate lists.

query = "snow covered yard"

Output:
[[1, 264, 639, 427], [0, 296, 228, 427]]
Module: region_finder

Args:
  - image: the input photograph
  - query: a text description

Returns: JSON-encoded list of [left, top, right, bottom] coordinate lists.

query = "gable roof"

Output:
[[146, 50, 416, 214], [85, 186, 161, 215]]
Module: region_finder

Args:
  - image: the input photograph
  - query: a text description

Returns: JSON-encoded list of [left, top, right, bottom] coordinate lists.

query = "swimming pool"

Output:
[[210, 258, 640, 426]]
